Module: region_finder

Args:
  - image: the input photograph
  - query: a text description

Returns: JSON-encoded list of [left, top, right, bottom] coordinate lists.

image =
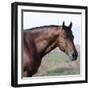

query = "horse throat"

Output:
[[42, 40, 57, 56]]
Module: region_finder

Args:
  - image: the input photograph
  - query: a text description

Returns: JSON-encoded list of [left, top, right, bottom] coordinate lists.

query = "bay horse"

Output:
[[23, 22, 78, 77]]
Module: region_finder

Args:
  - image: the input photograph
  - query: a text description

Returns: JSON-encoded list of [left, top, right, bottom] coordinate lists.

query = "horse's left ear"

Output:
[[69, 22, 72, 29], [62, 21, 65, 29]]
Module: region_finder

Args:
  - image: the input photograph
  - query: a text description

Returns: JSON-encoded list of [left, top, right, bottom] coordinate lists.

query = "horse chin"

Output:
[[61, 50, 77, 61], [68, 56, 76, 61], [68, 53, 77, 61], [71, 57, 77, 61]]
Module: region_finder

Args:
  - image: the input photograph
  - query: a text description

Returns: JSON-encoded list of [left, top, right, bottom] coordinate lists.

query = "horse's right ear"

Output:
[[62, 22, 65, 29]]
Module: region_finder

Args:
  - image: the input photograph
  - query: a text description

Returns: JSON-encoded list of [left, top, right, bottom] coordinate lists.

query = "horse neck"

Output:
[[34, 27, 60, 57]]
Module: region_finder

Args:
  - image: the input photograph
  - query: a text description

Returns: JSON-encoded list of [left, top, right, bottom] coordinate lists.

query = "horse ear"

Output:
[[69, 22, 72, 29], [62, 22, 65, 29]]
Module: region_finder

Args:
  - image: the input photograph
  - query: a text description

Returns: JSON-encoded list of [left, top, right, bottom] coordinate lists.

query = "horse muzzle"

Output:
[[68, 51, 78, 61]]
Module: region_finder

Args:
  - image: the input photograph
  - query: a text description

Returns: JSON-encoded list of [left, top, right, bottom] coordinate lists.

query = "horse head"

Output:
[[57, 22, 78, 61]]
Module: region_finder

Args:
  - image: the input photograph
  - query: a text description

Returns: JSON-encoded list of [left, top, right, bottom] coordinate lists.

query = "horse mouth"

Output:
[[71, 57, 77, 61], [68, 52, 78, 61], [68, 56, 77, 61]]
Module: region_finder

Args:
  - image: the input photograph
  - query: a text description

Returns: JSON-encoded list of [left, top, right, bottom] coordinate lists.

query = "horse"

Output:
[[23, 22, 78, 77]]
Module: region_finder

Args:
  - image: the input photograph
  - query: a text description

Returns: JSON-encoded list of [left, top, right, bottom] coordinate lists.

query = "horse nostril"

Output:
[[75, 52, 78, 57], [72, 52, 78, 59], [72, 53, 75, 58]]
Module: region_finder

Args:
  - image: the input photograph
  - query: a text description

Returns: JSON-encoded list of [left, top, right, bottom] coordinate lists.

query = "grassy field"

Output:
[[34, 45, 80, 77]]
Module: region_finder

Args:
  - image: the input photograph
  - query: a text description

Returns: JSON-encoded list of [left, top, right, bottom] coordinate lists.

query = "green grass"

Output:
[[34, 47, 80, 77], [44, 49, 69, 62], [47, 67, 80, 76]]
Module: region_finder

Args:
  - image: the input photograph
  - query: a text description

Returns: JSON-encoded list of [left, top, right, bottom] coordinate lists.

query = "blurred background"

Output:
[[23, 11, 81, 77]]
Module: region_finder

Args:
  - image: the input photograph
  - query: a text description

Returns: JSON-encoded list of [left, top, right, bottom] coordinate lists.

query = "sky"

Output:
[[23, 12, 81, 45]]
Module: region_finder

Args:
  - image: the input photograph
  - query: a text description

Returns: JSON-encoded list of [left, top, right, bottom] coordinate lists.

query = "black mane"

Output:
[[24, 25, 59, 31]]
